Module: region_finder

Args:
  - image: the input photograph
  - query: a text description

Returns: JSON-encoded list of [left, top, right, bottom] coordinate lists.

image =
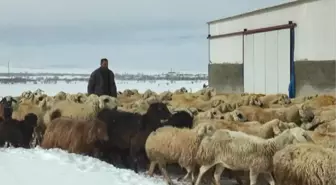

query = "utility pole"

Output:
[[8, 60, 10, 79]]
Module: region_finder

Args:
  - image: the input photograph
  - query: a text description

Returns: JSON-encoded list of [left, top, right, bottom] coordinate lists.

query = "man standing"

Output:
[[87, 58, 117, 97]]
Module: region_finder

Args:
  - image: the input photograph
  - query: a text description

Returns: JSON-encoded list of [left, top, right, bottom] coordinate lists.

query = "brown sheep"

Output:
[[259, 94, 291, 108], [41, 117, 109, 156], [235, 105, 301, 124]]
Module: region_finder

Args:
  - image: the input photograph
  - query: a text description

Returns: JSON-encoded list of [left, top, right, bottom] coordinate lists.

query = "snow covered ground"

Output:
[[0, 80, 207, 97], [0, 147, 168, 185]]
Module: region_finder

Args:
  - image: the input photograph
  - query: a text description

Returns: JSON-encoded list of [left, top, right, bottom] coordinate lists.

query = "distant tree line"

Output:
[[0, 72, 208, 84]]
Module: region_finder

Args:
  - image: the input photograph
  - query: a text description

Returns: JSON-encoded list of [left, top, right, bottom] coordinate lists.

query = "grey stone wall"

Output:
[[295, 60, 336, 97], [208, 63, 244, 93]]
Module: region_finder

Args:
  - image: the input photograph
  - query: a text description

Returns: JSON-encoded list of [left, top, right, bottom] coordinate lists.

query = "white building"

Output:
[[207, 0, 336, 97]]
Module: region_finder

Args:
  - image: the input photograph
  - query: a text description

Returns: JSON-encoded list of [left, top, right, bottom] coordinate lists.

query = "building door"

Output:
[[243, 29, 291, 95]]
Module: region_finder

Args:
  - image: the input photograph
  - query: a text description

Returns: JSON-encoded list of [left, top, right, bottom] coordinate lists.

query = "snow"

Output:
[[0, 80, 207, 97], [0, 147, 167, 185]]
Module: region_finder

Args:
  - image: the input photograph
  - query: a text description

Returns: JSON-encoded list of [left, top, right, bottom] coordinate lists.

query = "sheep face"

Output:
[[76, 93, 87, 103], [272, 120, 298, 136], [280, 94, 291, 104], [1, 96, 17, 108], [249, 96, 263, 107], [33, 89, 44, 96], [299, 105, 315, 123], [195, 124, 216, 137], [98, 96, 118, 110], [147, 102, 172, 124], [54, 91, 67, 101], [21, 91, 33, 99], [288, 127, 314, 143], [24, 113, 38, 128], [231, 110, 247, 122]]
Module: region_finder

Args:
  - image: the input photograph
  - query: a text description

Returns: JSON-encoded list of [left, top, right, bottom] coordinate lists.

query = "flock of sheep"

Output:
[[0, 87, 335, 185]]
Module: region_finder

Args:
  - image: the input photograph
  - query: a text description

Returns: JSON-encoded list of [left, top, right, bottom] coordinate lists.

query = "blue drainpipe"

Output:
[[288, 23, 296, 98]]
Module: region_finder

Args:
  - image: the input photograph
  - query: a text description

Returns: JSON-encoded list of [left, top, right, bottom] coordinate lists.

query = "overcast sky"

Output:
[[0, 0, 282, 73]]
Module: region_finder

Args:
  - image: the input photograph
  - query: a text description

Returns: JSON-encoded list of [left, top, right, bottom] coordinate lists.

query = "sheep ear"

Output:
[[272, 125, 281, 135]]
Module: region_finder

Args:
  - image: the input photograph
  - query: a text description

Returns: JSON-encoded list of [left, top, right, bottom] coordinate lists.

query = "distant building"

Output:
[[207, 0, 335, 97]]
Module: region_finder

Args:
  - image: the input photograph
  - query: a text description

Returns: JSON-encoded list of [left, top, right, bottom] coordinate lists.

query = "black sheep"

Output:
[[166, 110, 193, 129], [96, 102, 172, 172], [0, 96, 17, 120], [0, 113, 38, 148]]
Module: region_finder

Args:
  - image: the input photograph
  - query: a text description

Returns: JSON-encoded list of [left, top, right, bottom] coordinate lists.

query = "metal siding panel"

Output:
[[265, 31, 279, 94], [209, 36, 243, 64], [243, 35, 255, 93], [277, 29, 291, 94], [253, 32, 266, 94]]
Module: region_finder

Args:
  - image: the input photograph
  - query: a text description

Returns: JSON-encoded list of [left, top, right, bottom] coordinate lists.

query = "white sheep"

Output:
[[194, 127, 313, 185], [197, 119, 298, 139], [43, 95, 118, 126], [273, 143, 336, 185], [145, 124, 215, 185]]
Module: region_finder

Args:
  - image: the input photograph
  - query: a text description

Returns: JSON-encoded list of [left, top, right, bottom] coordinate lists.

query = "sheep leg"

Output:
[[263, 172, 275, 185], [213, 165, 225, 185], [147, 162, 157, 176], [158, 163, 173, 185], [248, 169, 259, 185], [177, 166, 193, 181], [193, 164, 216, 185]]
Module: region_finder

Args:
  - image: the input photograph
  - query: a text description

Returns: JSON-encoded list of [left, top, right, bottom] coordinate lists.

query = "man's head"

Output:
[[100, 58, 108, 68]]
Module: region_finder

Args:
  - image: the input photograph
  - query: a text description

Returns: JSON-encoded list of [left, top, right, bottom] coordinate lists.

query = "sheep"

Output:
[[166, 110, 194, 129], [299, 105, 336, 130], [43, 95, 118, 126], [194, 127, 313, 185], [145, 124, 216, 185], [12, 100, 48, 145], [41, 117, 109, 156], [198, 119, 298, 139], [234, 105, 301, 124], [273, 143, 336, 185], [259, 94, 291, 108], [96, 102, 172, 172], [0, 113, 38, 148]]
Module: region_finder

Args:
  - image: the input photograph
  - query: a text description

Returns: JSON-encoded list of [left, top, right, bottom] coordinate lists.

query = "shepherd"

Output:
[[87, 58, 117, 97]]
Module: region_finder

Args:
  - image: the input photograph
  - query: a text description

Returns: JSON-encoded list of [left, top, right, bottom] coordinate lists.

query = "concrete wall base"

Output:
[[208, 63, 243, 93], [295, 60, 336, 97]]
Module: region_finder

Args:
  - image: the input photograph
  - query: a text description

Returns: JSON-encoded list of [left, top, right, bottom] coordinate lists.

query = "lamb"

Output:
[[41, 117, 109, 156], [43, 95, 118, 126], [145, 124, 215, 185], [194, 127, 313, 185], [273, 143, 336, 185]]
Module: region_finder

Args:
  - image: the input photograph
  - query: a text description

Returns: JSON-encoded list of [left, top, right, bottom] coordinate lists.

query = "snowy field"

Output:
[[0, 80, 207, 97], [0, 147, 168, 185]]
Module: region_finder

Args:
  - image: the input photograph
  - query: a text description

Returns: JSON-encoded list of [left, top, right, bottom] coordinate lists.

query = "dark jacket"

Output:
[[87, 67, 117, 97]]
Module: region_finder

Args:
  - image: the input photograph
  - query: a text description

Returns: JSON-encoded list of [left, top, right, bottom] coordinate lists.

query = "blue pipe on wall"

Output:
[[288, 26, 296, 98]]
